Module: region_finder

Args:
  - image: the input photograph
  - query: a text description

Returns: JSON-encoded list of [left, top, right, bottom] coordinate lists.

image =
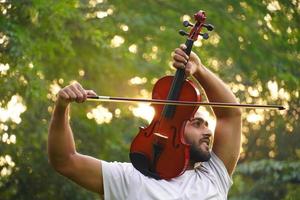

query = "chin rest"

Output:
[[130, 152, 161, 180]]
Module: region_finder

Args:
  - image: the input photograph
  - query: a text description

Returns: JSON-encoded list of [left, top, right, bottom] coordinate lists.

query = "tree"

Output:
[[0, 0, 299, 199]]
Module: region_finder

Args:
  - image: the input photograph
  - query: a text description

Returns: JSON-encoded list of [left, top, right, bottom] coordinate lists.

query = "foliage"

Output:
[[0, 0, 299, 199], [231, 160, 300, 199]]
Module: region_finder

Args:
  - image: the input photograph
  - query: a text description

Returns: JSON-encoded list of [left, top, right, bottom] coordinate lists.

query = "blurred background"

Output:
[[0, 0, 299, 199]]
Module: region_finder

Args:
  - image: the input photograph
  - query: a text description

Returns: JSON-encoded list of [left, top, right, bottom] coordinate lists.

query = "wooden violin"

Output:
[[128, 10, 213, 180]]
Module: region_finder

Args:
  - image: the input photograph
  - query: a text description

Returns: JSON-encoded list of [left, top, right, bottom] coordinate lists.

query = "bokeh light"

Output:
[[0, 95, 27, 124]]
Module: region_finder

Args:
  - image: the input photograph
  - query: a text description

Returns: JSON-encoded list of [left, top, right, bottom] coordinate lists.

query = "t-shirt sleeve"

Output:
[[202, 151, 233, 197], [101, 161, 137, 200]]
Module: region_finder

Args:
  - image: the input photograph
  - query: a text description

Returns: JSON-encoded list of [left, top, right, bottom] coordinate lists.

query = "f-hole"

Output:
[[171, 126, 180, 148], [144, 121, 159, 137]]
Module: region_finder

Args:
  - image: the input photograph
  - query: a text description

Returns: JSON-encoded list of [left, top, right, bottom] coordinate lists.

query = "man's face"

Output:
[[184, 112, 213, 163]]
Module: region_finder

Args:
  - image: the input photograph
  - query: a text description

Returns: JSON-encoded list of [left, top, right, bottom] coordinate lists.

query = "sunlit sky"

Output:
[[0, 94, 27, 124], [0, 94, 23, 177]]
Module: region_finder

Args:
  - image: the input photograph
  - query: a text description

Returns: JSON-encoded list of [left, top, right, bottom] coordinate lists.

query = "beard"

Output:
[[189, 143, 211, 163]]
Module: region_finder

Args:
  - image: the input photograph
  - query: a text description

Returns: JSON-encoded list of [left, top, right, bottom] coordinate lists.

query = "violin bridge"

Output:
[[154, 132, 168, 139]]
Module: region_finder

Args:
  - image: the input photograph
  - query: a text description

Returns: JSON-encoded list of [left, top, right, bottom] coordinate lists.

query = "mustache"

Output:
[[199, 134, 212, 145]]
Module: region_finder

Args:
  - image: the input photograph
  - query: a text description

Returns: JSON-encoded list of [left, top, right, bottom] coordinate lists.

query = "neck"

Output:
[[187, 161, 196, 170], [187, 160, 204, 170]]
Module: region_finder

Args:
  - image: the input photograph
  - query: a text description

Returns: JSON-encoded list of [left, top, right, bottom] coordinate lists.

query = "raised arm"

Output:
[[48, 82, 104, 194], [173, 45, 242, 176]]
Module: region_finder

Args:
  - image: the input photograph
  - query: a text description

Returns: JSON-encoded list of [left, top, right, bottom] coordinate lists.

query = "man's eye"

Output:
[[205, 121, 209, 127], [192, 119, 204, 127], [193, 121, 201, 126]]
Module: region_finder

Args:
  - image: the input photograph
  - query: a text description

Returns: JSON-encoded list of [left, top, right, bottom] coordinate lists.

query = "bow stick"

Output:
[[87, 96, 285, 110]]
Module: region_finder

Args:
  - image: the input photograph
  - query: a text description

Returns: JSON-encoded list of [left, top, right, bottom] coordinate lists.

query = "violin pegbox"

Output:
[[179, 10, 214, 41]]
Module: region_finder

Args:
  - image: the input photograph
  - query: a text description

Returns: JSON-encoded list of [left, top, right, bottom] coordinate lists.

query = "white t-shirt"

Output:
[[102, 151, 232, 200]]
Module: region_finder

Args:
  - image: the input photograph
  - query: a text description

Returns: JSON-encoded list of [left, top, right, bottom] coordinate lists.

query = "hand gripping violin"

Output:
[[129, 10, 214, 180]]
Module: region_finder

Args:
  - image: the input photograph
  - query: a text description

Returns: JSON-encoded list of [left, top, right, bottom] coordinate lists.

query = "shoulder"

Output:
[[101, 161, 142, 199], [101, 161, 137, 178], [201, 151, 233, 196], [102, 161, 133, 169]]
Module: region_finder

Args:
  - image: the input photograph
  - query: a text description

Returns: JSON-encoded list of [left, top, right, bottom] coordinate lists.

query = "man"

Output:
[[48, 44, 242, 199]]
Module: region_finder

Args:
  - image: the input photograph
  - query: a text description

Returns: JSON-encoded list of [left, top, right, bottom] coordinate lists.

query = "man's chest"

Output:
[[126, 172, 223, 200]]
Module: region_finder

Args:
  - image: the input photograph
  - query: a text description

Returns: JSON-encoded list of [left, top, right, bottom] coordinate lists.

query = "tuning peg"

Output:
[[203, 24, 214, 31], [179, 30, 189, 36], [183, 21, 193, 27], [199, 33, 209, 39]]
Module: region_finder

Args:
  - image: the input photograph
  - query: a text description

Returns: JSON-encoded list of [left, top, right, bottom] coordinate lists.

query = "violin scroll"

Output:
[[179, 10, 214, 41]]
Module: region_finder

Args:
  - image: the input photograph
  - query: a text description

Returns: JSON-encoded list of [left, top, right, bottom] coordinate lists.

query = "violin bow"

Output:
[[87, 96, 285, 110]]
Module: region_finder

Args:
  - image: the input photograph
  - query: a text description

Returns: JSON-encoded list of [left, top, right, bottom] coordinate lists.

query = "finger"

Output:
[[185, 65, 191, 76], [87, 90, 97, 96], [179, 44, 189, 59], [174, 48, 189, 60], [75, 84, 87, 101], [185, 64, 192, 76], [65, 89, 77, 102], [172, 62, 185, 69], [58, 90, 69, 100], [72, 82, 85, 95], [173, 54, 188, 65], [180, 44, 187, 50], [70, 85, 85, 103], [56, 90, 71, 106]]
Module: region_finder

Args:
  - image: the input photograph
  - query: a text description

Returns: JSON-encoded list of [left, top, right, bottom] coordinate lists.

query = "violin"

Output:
[[129, 10, 213, 180]]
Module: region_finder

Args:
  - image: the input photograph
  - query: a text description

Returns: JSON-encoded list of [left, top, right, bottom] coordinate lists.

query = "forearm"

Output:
[[194, 65, 241, 118], [48, 103, 76, 168]]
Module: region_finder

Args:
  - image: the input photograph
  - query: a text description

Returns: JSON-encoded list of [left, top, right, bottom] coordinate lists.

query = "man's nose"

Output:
[[204, 129, 213, 138]]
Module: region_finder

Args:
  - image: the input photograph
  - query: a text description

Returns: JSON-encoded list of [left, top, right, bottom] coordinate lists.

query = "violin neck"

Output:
[[162, 39, 194, 119], [183, 38, 194, 56]]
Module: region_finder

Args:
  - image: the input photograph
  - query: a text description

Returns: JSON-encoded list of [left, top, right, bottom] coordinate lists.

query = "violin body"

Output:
[[130, 76, 200, 179]]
